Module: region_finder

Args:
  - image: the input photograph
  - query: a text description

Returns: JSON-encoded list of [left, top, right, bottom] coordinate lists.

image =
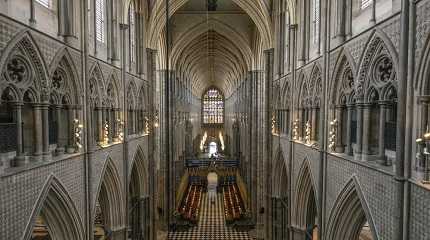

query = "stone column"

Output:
[[370, 0, 376, 24], [14, 103, 25, 166], [41, 104, 51, 161], [336, 0, 346, 42], [58, 0, 75, 38], [335, 106, 345, 152], [113, 108, 119, 140], [355, 103, 364, 155], [311, 107, 318, 142], [420, 97, 430, 134], [33, 104, 44, 162], [298, 108, 304, 139], [66, 106, 76, 153], [97, 107, 104, 143], [361, 103, 372, 157], [29, 0, 36, 26], [55, 105, 65, 155], [346, 105, 353, 156], [378, 102, 387, 163]]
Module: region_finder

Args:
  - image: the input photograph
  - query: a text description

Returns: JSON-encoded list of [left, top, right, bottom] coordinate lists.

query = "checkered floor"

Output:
[[168, 193, 252, 239]]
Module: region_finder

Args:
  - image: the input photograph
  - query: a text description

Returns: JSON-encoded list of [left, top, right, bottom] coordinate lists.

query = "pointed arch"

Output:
[[49, 47, 82, 105], [310, 63, 323, 107], [272, 149, 288, 197], [326, 176, 379, 240], [296, 71, 310, 108], [293, 159, 318, 228], [93, 156, 125, 229], [105, 74, 121, 108], [0, 30, 49, 102], [330, 49, 357, 106], [129, 145, 149, 197], [170, 18, 253, 70], [22, 175, 84, 240], [414, 27, 430, 94], [356, 30, 398, 100], [280, 79, 292, 109], [88, 62, 105, 104], [126, 80, 138, 108], [147, 0, 272, 49]]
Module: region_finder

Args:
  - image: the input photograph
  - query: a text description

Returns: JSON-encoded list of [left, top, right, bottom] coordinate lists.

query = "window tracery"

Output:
[[202, 88, 224, 124]]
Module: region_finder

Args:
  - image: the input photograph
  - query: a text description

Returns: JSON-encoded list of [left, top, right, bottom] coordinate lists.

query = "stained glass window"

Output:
[[95, 0, 105, 43], [202, 88, 224, 124], [312, 0, 320, 44], [361, 0, 373, 9], [129, 2, 136, 63], [36, 0, 50, 8]]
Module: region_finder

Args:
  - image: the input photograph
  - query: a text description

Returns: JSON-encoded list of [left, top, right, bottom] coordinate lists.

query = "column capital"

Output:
[[334, 104, 346, 109], [418, 95, 430, 104], [12, 102, 24, 107], [32, 103, 49, 109], [378, 100, 391, 106], [119, 23, 129, 30]]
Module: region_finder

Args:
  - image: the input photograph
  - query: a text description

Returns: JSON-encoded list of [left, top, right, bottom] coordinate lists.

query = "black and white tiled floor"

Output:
[[168, 193, 252, 239]]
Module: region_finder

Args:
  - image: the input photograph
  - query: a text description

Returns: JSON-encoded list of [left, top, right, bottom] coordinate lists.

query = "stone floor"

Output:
[[168, 193, 252, 240]]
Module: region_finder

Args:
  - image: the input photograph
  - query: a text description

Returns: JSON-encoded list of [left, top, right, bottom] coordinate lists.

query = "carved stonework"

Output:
[[6, 56, 30, 84], [373, 56, 394, 85]]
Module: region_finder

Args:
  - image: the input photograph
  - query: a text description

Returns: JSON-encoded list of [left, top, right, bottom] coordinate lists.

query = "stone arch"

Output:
[[48, 48, 82, 105], [330, 49, 357, 106], [129, 145, 149, 197], [415, 28, 430, 94], [326, 176, 379, 240], [93, 157, 125, 231], [0, 30, 49, 103], [23, 175, 84, 240], [170, 18, 253, 70], [105, 74, 121, 108], [147, 0, 273, 50], [294, 159, 318, 228], [128, 146, 150, 240], [296, 71, 310, 109], [272, 149, 288, 197], [280, 79, 292, 109], [356, 30, 398, 101], [293, 159, 318, 230], [126, 80, 138, 108], [88, 62, 105, 107]]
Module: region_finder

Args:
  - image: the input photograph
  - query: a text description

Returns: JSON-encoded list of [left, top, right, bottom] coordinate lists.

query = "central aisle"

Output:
[[168, 193, 252, 240]]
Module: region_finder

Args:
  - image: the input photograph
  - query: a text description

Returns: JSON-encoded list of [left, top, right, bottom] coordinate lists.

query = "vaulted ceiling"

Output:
[[170, 0, 254, 97], [148, 0, 277, 97]]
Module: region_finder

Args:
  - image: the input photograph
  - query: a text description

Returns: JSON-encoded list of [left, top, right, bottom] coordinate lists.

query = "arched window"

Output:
[[202, 88, 224, 125], [129, 2, 136, 65], [361, 0, 373, 9], [284, 12, 291, 72], [95, 0, 106, 43], [312, 0, 320, 44], [36, 0, 50, 8]]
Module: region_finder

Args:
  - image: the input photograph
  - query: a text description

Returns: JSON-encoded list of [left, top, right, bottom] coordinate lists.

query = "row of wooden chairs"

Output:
[[178, 184, 203, 223], [223, 183, 245, 222]]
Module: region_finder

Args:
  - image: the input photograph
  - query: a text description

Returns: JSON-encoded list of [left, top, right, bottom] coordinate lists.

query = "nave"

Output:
[[168, 193, 251, 240]]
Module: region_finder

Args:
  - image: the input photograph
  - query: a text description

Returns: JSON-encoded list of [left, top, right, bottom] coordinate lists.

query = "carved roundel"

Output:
[[52, 68, 67, 92], [342, 67, 354, 91], [5, 55, 31, 86], [373, 55, 394, 86]]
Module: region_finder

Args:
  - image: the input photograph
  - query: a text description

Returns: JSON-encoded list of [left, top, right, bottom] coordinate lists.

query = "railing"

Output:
[[185, 158, 240, 168], [0, 123, 17, 153]]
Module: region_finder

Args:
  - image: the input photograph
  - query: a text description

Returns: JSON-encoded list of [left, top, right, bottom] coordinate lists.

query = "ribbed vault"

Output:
[[174, 30, 248, 96]]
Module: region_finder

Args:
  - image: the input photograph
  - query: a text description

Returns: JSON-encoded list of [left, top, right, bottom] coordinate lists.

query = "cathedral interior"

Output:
[[1, 0, 430, 239]]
